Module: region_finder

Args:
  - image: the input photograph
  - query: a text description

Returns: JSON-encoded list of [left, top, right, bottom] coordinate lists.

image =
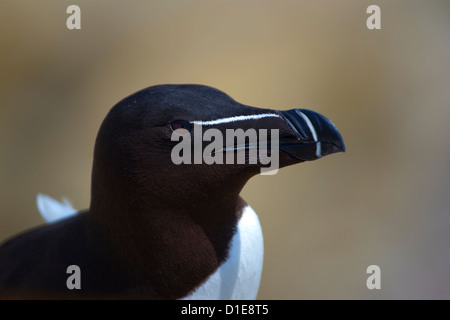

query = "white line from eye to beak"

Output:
[[191, 113, 281, 126], [295, 110, 322, 158]]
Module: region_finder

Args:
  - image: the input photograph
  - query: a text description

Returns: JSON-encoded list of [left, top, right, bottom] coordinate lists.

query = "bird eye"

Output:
[[170, 120, 193, 133]]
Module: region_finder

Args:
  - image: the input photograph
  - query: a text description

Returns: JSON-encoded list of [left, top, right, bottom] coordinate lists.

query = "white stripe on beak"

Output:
[[294, 110, 322, 158]]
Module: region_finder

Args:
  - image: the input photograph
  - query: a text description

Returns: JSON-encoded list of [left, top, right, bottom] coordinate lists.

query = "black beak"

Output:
[[279, 109, 345, 161]]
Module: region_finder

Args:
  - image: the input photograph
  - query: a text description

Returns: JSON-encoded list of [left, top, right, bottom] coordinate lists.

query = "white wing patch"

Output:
[[36, 193, 77, 223]]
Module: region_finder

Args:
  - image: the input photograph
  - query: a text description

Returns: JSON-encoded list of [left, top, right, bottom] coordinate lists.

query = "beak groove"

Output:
[[279, 109, 345, 161]]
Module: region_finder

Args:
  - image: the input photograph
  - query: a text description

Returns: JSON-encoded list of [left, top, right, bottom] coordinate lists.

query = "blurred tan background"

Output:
[[1, 0, 449, 299]]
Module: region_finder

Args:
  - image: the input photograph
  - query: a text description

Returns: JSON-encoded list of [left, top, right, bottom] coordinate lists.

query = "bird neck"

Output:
[[88, 175, 246, 298]]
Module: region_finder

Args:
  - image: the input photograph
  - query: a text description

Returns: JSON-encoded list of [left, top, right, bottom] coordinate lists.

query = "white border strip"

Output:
[[191, 113, 280, 126]]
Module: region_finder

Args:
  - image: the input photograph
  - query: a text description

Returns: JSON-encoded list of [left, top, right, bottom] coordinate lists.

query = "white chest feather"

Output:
[[182, 205, 264, 300], [37, 195, 264, 300]]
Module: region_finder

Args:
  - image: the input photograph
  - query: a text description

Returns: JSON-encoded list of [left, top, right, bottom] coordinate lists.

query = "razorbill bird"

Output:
[[0, 84, 345, 299]]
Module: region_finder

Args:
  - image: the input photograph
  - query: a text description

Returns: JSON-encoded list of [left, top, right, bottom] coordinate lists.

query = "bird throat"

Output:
[[88, 189, 245, 299]]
